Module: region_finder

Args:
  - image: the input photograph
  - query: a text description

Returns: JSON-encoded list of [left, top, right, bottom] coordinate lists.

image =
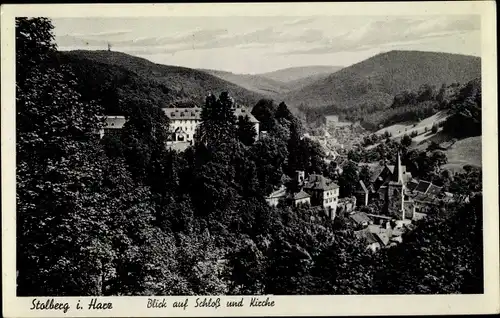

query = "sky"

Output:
[[52, 15, 481, 74]]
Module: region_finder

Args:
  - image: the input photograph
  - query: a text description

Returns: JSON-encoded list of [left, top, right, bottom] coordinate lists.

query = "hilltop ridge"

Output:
[[56, 50, 266, 110], [283, 50, 481, 115]]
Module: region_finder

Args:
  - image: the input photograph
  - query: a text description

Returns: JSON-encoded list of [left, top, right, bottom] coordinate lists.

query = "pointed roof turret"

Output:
[[391, 152, 403, 183]]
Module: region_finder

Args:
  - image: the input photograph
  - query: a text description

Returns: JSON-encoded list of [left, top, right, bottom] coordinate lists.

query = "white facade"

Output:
[[163, 106, 259, 144], [96, 102, 259, 146], [322, 187, 339, 212], [97, 115, 127, 138], [170, 118, 198, 142], [265, 185, 287, 207], [294, 197, 311, 206]]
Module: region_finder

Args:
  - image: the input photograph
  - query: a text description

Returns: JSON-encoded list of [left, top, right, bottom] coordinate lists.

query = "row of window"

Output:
[[325, 190, 338, 197], [324, 197, 337, 204], [174, 126, 196, 132], [172, 119, 200, 124]]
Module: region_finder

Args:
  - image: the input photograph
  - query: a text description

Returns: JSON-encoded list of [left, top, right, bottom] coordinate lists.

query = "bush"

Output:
[[431, 124, 438, 134]]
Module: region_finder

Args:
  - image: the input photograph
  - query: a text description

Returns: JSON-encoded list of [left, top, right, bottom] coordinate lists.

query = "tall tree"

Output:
[[373, 195, 483, 294], [237, 115, 257, 146], [16, 17, 112, 295], [197, 92, 237, 146], [338, 161, 360, 197]]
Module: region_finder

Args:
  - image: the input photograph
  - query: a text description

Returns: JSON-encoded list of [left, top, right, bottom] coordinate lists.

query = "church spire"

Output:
[[392, 151, 403, 183]]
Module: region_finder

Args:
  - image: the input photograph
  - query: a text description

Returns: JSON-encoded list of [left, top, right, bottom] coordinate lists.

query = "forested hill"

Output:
[[55, 50, 266, 113], [200, 69, 292, 97], [259, 65, 343, 83], [283, 50, 481, 115]]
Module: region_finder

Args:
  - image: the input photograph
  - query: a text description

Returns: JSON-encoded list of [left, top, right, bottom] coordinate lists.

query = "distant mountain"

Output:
[[200, 69, 291, 97], [259, 65, 343, 83], [56, 50, 266, 113], [283, 51, 481, 114]]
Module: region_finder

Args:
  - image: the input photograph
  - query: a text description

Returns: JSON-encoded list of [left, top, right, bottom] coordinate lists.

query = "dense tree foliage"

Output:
[[442, 79, 482, 138], [373, 194, 483, 294]]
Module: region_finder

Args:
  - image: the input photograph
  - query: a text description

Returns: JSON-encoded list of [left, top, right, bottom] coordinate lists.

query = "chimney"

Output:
[[296, 170, 305, 186]]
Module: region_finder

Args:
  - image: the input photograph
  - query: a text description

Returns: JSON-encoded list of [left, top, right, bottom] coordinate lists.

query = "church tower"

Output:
[[385, 152, 406, 219]]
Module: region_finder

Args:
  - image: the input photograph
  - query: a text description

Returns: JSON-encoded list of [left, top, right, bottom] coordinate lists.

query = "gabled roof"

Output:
[[163, 107, 201, 120], [167, 141, 191, 152], [426, 184, 442, 196], [163, 105, 259, 123], [102, 115, 127, 129], [350, 212, 371, 225], [354, 229, 379, 244], [406, 180, 419, 192], [358, 180, 368, 193], [303, 174, 339, 191], [266, 185, 287, 199], [374, 231, 391, 246], [235, 108, 259, 123], [387, 165, 407, 174], [415, 180, 431, 193], [289, 190, 311, 200], [408, 179, 443, 196], [370, 165, 387, 183]]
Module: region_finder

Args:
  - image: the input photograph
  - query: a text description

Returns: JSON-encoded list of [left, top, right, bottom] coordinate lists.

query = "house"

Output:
[[97, 115, 127, 138], [264, 171, 340, 220], [354, 179, 370, 206], [349, 211, 372, 228], [405, 179, 452, 220], [354, 228, 382, 253], [355, 222, 406, 252], [337, 196, 357, 215], [302, 173, 340, 215], [287, 190, 311, 207], [264, 185, 287, 207]]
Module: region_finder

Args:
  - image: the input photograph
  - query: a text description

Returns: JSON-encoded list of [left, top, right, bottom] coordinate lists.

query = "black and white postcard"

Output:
[[1, 2, 499, 317]]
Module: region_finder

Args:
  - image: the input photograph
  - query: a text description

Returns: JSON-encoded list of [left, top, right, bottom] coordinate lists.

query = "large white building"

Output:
[[162, 104, 259, 144], [97, 101, 259, 149]]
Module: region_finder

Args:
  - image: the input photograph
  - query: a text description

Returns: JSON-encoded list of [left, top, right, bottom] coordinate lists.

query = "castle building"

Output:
[[163, 108, 201, 143], [163, 104, 259, 145], [95, 94, 259, 149]]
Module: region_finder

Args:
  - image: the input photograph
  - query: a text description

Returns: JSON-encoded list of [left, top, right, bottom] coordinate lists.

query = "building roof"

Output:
[[289, 190, 311, 200], [350, 212, 371, 225], [366, 213, 393, 220], [407, 179, 443, 196], [266, 185, 287, 199], [235, 108, 259, 123], [374, 231, 391, 246], [406, 180, 419, 192], [303, 174, 339, 191], [166, 141, 191, 152], [358, 180, 368, 193], [426, 184, 442, 196], [102, 115, 127, 129], [162, 105, 259, 123], [415, 180, 431, 193], [163, 107, 201, 120], [354, 229, 379, 245]]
